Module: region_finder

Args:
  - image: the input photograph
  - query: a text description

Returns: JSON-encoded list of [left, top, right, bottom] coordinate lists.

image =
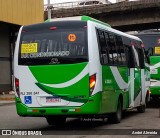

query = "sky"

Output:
[[44, 0, 116, 4]]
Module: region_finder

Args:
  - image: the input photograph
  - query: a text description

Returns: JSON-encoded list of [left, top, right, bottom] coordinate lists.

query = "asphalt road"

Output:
[[0, 102, 160, 138]]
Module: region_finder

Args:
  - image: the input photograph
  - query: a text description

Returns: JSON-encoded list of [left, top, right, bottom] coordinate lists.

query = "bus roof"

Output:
[[49, 15, 111, 28], [28, 16, 140, 42], [49, 16, 140, 41]]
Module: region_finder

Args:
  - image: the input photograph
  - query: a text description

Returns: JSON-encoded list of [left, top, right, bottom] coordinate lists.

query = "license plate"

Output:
[[46, 97, 61, 103]]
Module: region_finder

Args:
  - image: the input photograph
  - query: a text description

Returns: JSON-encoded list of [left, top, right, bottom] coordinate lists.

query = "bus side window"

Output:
[[136, 47, 145, 69], [130, 41, 139, 68], [107, 32, 118, 65], [144, 48, 150, 64], [124, 44, 135, 68], [97, 29, 109, 65], [115, 35, 127, 65], [104, 32, 113, 65], [124, 45, 128, 66]]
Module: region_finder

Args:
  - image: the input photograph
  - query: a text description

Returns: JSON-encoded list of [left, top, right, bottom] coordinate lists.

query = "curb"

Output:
[[0, 97, 15, 101], [0, 102, 15, 106]]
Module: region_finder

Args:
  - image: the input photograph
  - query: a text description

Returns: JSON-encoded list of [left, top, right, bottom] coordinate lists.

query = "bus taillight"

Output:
[[50, 27, 57, 30], [15, 78, 20, 98], [89, 74, 96, 95]]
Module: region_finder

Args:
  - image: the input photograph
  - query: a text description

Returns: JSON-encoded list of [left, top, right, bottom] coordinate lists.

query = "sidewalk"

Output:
[[0, 91, 15, 106]]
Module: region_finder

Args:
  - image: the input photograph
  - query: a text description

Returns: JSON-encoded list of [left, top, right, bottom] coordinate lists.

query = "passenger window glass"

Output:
[[97, 30, 109, 64], [93, 1, 99, 4], [85, 1, 93, 5], [79, 2, 85, 5], [104, 32, 113, 64], [131, 42, 139, 67], [115, 35, 126, 65], [136, 47, 144, 69], [124, 45, 129, 66], [108, 33, 118, 65], [97, 29, 134, 67]]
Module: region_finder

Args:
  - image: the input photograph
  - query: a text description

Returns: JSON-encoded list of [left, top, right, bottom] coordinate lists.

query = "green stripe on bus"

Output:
[[36, 83, 88, 103], [81, 15, 111, 27]]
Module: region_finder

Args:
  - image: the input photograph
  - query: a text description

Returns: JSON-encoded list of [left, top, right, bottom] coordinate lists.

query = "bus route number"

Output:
[[68, 34, 76, 42]]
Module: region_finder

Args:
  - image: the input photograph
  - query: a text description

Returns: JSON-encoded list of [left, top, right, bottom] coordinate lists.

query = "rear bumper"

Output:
[[15, 93, 102, 117]]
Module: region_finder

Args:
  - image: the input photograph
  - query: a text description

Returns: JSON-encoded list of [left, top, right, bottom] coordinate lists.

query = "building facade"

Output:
[[0, 0, 44, 92]]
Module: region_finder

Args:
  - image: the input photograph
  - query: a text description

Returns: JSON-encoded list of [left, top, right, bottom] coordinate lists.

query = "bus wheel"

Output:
[[46, 116, 66, 126], [108, 100, 122, 124], [137, 104, 146, 113]]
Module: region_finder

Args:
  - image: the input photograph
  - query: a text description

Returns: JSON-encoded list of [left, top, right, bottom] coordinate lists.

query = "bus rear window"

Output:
[[19, 28, 88, 65]]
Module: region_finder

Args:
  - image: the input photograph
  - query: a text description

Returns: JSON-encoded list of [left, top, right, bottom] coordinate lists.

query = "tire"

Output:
[[146, 96, 159, 108], [137, 104, 146, 113], [108, 100, 122, 124], [151, 96, 160, 107], [46, 116, 66, 126]]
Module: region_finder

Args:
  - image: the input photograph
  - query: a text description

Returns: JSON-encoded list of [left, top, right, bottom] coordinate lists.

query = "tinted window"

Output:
[[97, 30, 109, 64], [109, 33, 119, 64], [19, 26, 88, 65], [115, 35, 126, 65], [104, 32, 112, 64], [97, 29, 127, 66], [93, 1, 99, 4], [132, 47, 139, 67], [79, 2, 85, 5], [85, 1, 94, 5], [135, 42, 145, 69]]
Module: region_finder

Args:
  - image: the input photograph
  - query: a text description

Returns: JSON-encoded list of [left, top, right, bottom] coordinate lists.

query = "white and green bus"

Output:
[[135, 31, 160, 101], [14, 16, 150, 125]]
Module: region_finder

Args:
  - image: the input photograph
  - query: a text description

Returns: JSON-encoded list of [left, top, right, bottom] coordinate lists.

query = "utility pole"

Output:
[[47, 0, 51, 20]]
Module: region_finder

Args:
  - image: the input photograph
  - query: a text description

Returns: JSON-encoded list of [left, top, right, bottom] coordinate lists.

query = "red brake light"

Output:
[[15, 79, 19, 87], [89, 74, 96, 95], [15, 78, 20, 98], [50, 27, 57, 30]]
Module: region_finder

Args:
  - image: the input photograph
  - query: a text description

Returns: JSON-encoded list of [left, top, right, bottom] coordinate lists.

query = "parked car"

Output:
[[78, 0, 103, 6]]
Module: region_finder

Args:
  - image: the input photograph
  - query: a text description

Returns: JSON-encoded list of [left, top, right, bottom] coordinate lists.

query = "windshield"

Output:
[[135, 34, 160, 55], [18, 22, 88, 65]]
